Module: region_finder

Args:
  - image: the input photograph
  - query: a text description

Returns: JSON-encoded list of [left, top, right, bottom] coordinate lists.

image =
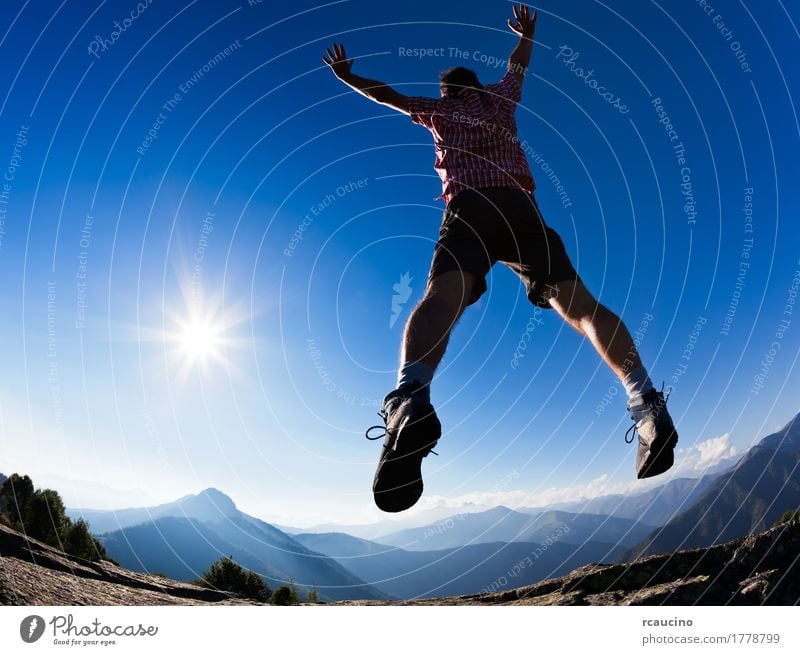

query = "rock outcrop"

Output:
[[0, 524, 249, 605]]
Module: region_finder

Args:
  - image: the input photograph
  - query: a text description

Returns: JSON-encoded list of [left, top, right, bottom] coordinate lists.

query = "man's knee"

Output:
[[424, 271, 478, 311]]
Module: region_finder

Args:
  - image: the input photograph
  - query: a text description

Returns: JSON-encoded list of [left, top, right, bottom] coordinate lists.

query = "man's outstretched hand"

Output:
[[322, 42, 353, 80], [507, 3, 537, 41], [320, 42, 409, 114]]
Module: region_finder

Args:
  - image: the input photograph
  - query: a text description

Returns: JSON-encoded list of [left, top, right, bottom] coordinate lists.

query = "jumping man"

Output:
[[323, 4, 679, 513]]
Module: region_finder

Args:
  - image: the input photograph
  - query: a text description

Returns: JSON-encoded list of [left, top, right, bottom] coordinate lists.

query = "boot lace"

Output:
[[364, 404, 438, 455], [365, 410, 389, 441]]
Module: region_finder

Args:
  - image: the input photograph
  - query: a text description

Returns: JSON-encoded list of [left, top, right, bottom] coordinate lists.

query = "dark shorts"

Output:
[[427, 187, 581, 308]]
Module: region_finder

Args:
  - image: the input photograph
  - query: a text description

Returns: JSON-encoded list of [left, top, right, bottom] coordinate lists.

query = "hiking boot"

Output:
[[625, 384, 679, 479], [366, 381, 440, 512]]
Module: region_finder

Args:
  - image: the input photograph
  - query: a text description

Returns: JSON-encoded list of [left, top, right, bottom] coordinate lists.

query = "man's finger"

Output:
[[513, 5, 519, 21]]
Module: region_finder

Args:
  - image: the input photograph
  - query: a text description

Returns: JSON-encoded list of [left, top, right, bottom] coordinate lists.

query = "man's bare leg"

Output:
[[371, 271, 478, 513], [396, 271, 477, 391], [545, 278, 679, 478], [544, 279, 654, 399]]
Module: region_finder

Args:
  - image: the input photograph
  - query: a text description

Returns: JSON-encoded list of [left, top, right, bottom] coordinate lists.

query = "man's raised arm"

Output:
[[322, 43, 410, 115], [507, 4, 538, 78]]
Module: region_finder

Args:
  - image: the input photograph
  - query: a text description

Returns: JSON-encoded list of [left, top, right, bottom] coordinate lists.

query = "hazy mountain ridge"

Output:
[[542, 475, 720, 526], [275, 502, 490, 540], [94, 489, 386, 602], [276, 472, 729, 540], [78, 489, 643, 600], [293, 530, 627, 599], [372, 506, 656, 552], [68, 487, 239, 535]]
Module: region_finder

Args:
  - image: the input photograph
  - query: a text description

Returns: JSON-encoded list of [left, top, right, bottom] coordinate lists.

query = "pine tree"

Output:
[[0, 473, 110, 562], [270, 586, 297, 605], [0, 474, 34, 526], [198, 556, 271, 602], [25, 489, 69, 549], [62, 518, 109, 562]]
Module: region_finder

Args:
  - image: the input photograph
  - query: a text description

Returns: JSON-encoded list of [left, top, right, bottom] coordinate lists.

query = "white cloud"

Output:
[[413, 475, 645, 514], [672, 432, 740, 475]]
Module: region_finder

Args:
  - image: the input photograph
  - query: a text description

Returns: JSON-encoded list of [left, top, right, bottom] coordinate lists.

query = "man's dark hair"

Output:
[[439, 67, 483, 98]]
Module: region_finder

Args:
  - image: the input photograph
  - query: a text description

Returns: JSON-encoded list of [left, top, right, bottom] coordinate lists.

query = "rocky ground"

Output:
[[2, 519, 798, 606], [0, 523, 248, 605]]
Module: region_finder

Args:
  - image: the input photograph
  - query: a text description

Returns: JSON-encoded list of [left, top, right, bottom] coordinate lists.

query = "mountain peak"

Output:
[[199, 487, 235, 503], [174, 488, 238, 521], [744, 411, 800, 462]]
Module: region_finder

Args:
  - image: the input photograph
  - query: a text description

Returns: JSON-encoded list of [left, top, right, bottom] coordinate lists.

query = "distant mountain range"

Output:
[[76, 489, 637, 601], [277, 475, 725, 542], [278, 474, 720, 553], [294, 531, 627, 599], [372, 506, 655, 552], [631, 413, 800, 558], [74, 488, 385, 602], [541, 474, 720, 526], [275, 503, 492, 541]]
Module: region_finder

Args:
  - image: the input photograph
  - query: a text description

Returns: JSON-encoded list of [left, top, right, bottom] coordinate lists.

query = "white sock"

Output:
[[622, 366, 654, 403], [397, 360, 433, 394]]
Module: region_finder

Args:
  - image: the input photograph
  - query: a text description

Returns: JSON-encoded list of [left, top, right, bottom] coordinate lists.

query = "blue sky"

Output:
[[0, 0, 799, 526]]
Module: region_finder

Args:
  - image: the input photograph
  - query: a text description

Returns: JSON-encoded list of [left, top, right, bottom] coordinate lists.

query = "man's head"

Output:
[[439, 67, 483, 98]]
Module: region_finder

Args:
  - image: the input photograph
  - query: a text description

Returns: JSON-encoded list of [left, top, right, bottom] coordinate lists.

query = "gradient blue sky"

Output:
[[1, 0, 799, 526]]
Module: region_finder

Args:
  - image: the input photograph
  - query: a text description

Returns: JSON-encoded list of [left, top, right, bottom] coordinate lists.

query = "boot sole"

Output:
[[637, 431, 678, 479], [372, 409, 440, 513]]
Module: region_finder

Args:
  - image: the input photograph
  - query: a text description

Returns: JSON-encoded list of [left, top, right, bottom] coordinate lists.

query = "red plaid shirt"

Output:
[[408, 71, 535, 204]]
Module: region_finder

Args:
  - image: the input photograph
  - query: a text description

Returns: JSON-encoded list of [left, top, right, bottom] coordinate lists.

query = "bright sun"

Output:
[[178, 319, 221, 362], [155, 289, 249, 380]]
